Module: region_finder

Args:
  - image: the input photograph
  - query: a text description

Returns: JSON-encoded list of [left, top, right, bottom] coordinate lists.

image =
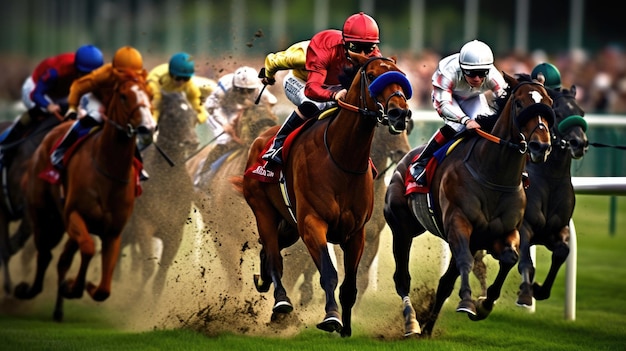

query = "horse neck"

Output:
[[95, 117, 136, 177], [327, 105, 377, 171], [471, 107, 525, 184]]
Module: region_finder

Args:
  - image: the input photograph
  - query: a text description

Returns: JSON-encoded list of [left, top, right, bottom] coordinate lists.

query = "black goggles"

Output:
[[347, 42, 377, 55], [174, 76, 191, 82], [462, 69, 489, 78]]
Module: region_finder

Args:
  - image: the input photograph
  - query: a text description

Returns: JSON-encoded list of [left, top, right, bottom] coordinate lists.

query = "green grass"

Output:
[[1, 195, 625, 350]]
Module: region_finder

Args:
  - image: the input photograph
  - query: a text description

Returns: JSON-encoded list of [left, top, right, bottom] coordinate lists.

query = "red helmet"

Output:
[[342, 12, 379, 43]]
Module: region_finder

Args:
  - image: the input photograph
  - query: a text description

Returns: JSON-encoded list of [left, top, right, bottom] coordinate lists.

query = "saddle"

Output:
[[245, 107, 378, 183], [404, 138, 463, 196]]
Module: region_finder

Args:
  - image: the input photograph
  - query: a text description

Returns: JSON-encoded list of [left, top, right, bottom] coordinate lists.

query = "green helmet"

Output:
[[531, 62, 561, 89], [169, 52, 195, 78]]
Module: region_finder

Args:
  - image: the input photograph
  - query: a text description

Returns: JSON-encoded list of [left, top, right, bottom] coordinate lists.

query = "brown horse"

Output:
[[14, 71, 156, 322], [281, 125, 411, 305], [516, 83, 588, 307], [242, 55, 413, 337], [384, 73, 555, 337], [0, 114, 62, 295], [117, 91, 198, 298]]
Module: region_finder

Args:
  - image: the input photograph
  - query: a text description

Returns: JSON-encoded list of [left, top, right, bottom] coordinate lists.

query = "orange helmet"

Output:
[[342, 12, 379, 43], [112, 46, 143, 71]]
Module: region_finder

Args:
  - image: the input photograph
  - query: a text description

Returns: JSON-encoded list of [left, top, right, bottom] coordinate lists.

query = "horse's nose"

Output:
[[387, 108, 408, 135], [528, 140, 552, 163]]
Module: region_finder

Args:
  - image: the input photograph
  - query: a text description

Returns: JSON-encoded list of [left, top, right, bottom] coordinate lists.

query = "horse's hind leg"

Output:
[[0, 222, 13, 294], [533, 236, 569, 301], [421, 256, 460, 336]]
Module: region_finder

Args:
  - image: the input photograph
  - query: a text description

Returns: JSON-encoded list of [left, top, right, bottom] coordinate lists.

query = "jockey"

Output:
[[261, 11, 382, 166], [51, 45, 151, 180], [407, 39, 508, 185], [200, 66, 277, 173], [147, 52, 207, 125], [531, 62, 562, 90], [0, 44, 103, 166]]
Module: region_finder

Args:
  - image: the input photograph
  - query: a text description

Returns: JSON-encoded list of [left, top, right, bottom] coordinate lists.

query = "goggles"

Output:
[[347, 42, 377, 55], [174, 76, 191, 82], [462, 69, 489, 78]]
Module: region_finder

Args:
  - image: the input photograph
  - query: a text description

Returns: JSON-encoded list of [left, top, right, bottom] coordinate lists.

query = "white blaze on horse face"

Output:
[[132, 84, 157, 130], [529, 90, 543, 104]]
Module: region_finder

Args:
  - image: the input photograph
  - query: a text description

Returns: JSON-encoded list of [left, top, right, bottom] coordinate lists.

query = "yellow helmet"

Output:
[[112, 46, 143, 71]]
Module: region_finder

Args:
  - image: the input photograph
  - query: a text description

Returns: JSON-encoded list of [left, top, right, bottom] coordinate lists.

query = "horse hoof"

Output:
[[516, 282, 533, 307], [14, 282, 37, 300], [272, 300, 293, 314], [317, 314, 342, 333], [469, 297, 493, 321], [533, 282, 550, 301], [456, 299, 476, 316], [253, 274, 270, 293]]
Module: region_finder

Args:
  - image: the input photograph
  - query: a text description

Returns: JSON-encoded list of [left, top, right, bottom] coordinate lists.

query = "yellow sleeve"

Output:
[[147, 64, 169, 123], [186, 83, 207, 124], [264, 40, 309, 79]]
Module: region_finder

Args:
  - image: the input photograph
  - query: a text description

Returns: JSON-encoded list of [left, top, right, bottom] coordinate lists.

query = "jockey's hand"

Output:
[[333, 89, 347, 101], [465, 119, 481, 130], [261, 77, 275, 86], [46, 103, 61, 115], [223, 123, 235, 136]]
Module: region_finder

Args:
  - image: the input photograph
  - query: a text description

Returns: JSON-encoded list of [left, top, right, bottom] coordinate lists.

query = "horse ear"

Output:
[[389, 55, 397, 63]]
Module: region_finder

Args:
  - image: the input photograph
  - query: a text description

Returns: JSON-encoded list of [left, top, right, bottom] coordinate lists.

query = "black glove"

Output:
[[258, 67, 275, 86], [65, 111, 77, 121]]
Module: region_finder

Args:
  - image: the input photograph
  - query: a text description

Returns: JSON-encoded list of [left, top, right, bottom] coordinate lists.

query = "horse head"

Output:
[[109, 70, 157, 151], [503, 72, 554, 163], [343, 54, 413, 135], [548, 86, 589, 159]]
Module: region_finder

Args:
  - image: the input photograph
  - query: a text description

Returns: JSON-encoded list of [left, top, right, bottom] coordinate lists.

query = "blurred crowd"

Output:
[[402, 44, 626, 115], [1, 44, 625, 116]]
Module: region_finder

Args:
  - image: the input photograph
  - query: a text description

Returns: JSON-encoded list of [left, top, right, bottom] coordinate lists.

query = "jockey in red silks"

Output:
[[261, 12, 382, 166]]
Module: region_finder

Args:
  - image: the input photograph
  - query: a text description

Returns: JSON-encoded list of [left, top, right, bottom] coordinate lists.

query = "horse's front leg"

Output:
[[61, 212, 95, 300], [533, 226, 570, 301], [337, 229, 365, 337], [86, 234, 123, 302], [446, 219, 476, 317], [472, 229, 520, 321], [517, 223, 536, 307]]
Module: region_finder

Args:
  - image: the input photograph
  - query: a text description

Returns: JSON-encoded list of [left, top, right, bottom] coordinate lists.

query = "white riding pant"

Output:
[[282, 71, 337, 111]]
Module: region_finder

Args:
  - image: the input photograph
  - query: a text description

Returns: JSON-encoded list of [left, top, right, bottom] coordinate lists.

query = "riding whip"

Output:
[[255, 67, 268, 105], [184, 131, 225, 162], [153, 142, 175, 167]]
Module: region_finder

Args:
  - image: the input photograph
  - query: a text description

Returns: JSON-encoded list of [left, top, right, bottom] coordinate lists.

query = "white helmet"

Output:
[[459, 40, 494, 71], [233, 66, 260, 89]]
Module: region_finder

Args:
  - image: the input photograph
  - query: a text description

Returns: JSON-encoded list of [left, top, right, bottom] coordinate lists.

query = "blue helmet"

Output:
[[169, 52, 195, 78], [75, 44, 104, 73]]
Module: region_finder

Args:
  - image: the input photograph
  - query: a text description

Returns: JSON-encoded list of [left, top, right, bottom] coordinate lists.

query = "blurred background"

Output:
[[0, 0, 623, 176]]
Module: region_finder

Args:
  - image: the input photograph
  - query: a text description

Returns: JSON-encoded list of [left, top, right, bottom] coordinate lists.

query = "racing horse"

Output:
[[282, 125, 411, 305], [0, 113, 62, 295], [14, 71, 156, 322], [117, 91, 198, 299], [516, 82, 588, 307], [384, 73, 554, 337], [242, 54, 413, 337]]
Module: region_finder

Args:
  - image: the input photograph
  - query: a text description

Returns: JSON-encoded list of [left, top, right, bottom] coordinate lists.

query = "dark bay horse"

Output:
[[242, 55, 413, 337], [0, 113, 61, 294], [516, 83, 588, 307], [384, 73, 555, 336], [117, 91, 198, 299], [14, 71, 156, 321]]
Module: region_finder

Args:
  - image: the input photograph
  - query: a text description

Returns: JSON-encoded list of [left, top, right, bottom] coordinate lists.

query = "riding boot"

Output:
[[134, 148, 149, 181], [50, 116, 98, 170], [409, 124, 456, 186], [261, 110, 306, 165]]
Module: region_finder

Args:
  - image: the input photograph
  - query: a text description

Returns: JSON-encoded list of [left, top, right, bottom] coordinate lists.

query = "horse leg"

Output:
[[14, 213, 65, 300], [420, 255, 460, 336], [87, 235, 122, 302], [517, 224, 536, 307], [336, 230, 365, 337], [153, 232, 181, 298], [534, 232, 570, 300], [312, 242, 342, 334], [392, 229, 420, 337], [61, 212, 95, 300], [0, 221, 12, 295], [472, 233, 520, 321], [472, 250, 488, 297], [53, 238, 80, 322]]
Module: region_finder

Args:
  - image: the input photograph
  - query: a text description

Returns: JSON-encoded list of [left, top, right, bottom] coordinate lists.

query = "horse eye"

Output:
[[367, 73, 376, 81]]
